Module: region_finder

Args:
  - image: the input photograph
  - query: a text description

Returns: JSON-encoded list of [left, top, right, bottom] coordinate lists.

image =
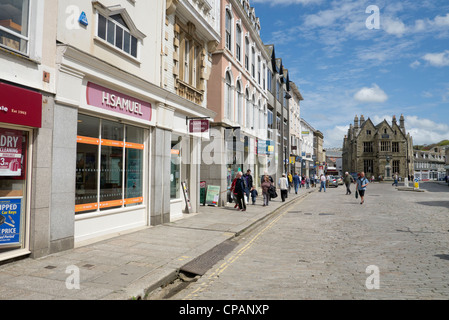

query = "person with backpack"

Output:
[[356, 172, 369, 205]]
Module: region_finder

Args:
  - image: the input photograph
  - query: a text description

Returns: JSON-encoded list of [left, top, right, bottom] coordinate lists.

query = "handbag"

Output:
[[355, 189, 359, 199]]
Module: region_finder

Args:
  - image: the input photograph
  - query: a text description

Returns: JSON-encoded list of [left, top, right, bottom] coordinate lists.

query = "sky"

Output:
[[251, 0, 449, 148]]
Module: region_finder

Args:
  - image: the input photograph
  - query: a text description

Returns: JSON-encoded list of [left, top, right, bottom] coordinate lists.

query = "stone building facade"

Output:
[[342, 115, 414, 180]]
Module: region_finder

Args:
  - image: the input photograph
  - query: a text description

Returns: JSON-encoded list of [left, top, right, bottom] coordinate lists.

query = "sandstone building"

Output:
[[342, 115, 414, 180]]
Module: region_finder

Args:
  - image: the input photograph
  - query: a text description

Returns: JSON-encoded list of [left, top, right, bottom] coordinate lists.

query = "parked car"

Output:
[[336, 176, 344, 185], [328, 176, 339, 187]]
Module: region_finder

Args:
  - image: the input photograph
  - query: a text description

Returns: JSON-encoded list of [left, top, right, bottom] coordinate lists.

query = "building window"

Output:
[[97, 13, 138, 58], [75, 114, 144, 214], [236, 24, 241, 61], [392, 142, 400, 153], [380, 141, 391, 152], [263, 64, 266, 90], [246, 89, 251, 128], [267, 69, 272, 91], [0, 0, 30, 54], [225, 72, 233, 120], [363, 142, 373, 153], [257, 56, 261, 84], [392, 160, 400, 175], [245, 37, 249, 70], [237, 81, 243, 126], [171, 135, 181, 200], [225, 9, 232, 51], [366, 130, 371, 135], [364, 159, 374, 174], [251, 47, 255, 78]]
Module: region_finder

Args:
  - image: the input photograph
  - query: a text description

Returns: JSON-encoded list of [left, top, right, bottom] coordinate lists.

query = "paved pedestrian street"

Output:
[[172, 182, 449, 300]]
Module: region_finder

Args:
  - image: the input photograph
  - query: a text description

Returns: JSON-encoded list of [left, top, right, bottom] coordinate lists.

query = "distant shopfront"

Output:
[[0, 81, 42, 261]]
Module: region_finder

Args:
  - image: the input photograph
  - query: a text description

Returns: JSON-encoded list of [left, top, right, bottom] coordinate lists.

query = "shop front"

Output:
[[0, 81, 42, 261], [74, 81, 153, 243]]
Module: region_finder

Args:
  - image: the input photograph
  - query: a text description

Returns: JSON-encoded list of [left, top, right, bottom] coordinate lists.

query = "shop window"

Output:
[[0, 0, 29, 54], [0, 129, 28, 253], [75, 114, 144, 214], [170, 136, 181, 200]]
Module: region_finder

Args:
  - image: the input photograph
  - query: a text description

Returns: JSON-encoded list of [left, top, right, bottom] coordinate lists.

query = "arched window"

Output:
[[225, 72, 233, 120], [225, 10, 232, 51], [245, 89, 251, 128], [237, 81, 243, 125], [252, 95, 256, 130], [236, 24, 242, 61], [245, 37, 249, 70]]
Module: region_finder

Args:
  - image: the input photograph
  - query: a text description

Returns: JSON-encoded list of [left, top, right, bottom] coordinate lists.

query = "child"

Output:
[[250, 186, 258, 205]]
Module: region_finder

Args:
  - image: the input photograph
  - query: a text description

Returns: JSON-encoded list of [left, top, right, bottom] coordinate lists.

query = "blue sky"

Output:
[[252, 0, 449, 148]]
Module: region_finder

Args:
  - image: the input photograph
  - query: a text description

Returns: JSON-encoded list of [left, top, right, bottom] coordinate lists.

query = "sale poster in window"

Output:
[[0, 198, 22, 245], [0, 129, 22, 177]]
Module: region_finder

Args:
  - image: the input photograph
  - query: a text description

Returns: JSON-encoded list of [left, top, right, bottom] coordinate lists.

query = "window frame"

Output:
[[0, 0, 31, 56]]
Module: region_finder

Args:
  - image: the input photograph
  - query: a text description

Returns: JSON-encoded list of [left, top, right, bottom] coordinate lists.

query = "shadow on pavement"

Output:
[[416, 201, 449, 209]]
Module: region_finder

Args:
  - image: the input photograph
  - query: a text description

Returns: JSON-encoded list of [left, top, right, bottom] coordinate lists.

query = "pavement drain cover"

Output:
[[304, 213, 313, 215], [180, 240, 239, 276], [44, 265, 57, 269], [319, 213, 335, 216]]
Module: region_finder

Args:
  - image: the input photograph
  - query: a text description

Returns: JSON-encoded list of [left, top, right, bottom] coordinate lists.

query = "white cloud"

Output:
[[406, 116, 449, 145], [422, 50, 449, 67], [432, 13, 449, 27], [410, 60, 421, 68], [383, 17, 407, 37], [354, 84, 388, 103]]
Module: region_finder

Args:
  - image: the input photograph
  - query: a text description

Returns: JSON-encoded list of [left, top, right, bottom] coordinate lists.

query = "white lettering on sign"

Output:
[[102, 92, 143, 116], [0, 135, 19, 148]]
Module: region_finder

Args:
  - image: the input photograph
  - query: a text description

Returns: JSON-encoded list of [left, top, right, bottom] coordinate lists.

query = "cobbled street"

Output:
[[172, 182, 449, 300]]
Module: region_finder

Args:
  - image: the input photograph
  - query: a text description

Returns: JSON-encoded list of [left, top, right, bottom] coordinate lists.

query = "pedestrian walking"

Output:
[[293, 172, 300, 194], [234, 171, 246, 211], [344, 172, 354, 195], [306, 176, 310, 189], [278, 173, 289, 202], [392, 173, 399, 187], [319, 174, 326, 192], [250, 186, 258, 205], [287, 172, 293, 193], [261, 175, 272, 206], [244, 169, 253, 203], [356, 171, 369, 205]]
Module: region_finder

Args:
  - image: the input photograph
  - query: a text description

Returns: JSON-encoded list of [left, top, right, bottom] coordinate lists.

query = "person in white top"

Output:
[[278, 173, 289, 202], [319, 174, 327, 192]]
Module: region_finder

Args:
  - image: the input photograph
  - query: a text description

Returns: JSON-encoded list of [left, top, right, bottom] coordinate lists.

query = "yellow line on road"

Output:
[[183, 196, 308, 300]]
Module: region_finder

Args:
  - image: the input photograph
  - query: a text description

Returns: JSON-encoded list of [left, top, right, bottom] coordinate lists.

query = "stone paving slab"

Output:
[[0, 188, 314, 300]]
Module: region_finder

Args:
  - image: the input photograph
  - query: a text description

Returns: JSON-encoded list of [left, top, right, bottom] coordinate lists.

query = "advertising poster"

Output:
[[205, 185, 220, 206], [0, 129, 22, 176], [0, 198, 22, 245]]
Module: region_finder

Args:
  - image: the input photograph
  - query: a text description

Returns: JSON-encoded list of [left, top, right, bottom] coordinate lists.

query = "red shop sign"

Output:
[[189, 119, 209, 133], [0, 82, 43, 128]]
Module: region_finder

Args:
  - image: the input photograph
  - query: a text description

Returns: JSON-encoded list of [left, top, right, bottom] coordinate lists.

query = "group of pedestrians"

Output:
[[343, 171, 369, 205], [230, 170, 313, 210]]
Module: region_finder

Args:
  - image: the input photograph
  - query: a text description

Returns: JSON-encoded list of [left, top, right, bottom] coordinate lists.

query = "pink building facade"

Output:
[[201, 0, 271, 206]]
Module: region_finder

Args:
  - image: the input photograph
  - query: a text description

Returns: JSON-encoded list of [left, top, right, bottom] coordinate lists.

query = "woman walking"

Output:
[[261, 175, 272, 206], [356, 172, 369, 205]]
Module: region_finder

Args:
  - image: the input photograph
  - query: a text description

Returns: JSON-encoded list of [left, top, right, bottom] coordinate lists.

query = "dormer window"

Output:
[[98, 13, 138, 58], [94, 3, 146, 60]]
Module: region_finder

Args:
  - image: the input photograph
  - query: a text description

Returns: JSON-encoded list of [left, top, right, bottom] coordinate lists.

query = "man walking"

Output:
[[356, 172, 369, 205], [392, 173, 399, 187], [234, 172, 246, 211], [344, 172, 354, 195], [293, 172, 300, 194], [278, 173, 289, 202], [244, 169, 253, 203]]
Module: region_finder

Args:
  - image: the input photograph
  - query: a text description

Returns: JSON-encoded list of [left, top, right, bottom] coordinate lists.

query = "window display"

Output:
[[75, 114, 144, 214]]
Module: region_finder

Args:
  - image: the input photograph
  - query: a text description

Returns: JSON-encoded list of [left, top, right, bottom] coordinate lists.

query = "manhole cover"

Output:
[[180, 240, 238, 276]]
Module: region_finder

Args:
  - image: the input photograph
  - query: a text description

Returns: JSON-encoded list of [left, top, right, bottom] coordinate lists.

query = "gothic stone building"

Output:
[[342, 115, 414, 180]]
